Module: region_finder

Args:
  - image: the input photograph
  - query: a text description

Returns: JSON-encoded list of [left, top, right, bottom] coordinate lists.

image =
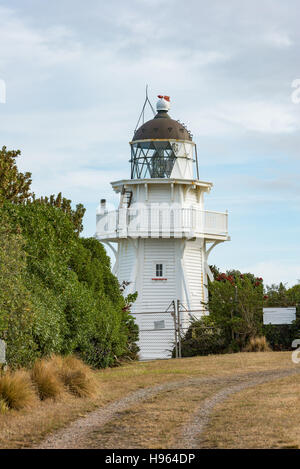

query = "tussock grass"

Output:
[[0, 398, 9, 414], [31, 359, 64, 400], [0, 370, 36, 410], [243, 336, 271, 352], [50, 355, 97, 398]]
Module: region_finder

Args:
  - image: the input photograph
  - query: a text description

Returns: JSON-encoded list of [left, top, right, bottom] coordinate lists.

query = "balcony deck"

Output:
[[96, 207, 229, 241]]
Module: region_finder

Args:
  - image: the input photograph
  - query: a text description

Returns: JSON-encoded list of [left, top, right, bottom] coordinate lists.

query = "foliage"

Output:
[[31, 192, 86, 235], [0, 146, 32, 205], [207, 269, 264, 351], [0, 215, 37, 366], [287, 284, 300, 306], [263, 309, 300, 351], [0, 201, 138, 368], [180, 269, 265, 357], [0, 146, 138, 369], [176, 315, 227, 357], [263, 282, 292, 307], [261, 282, 300, 351], [119, 281, 139, 361], [263, 282, 300, 307]]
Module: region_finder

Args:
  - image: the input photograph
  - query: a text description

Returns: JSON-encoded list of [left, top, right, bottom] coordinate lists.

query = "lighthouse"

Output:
[[96, 95, 229, 360]]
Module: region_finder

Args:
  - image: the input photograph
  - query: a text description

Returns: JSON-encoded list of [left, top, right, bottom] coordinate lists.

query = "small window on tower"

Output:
[[156, 264, 163, 277]]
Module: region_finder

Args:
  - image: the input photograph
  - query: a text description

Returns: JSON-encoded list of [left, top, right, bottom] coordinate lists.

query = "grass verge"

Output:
[[201, 373, 300, 449]]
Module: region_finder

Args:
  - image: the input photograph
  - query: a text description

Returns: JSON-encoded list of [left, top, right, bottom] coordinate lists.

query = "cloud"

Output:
[[213, 101, 299, 134], [263, 31, 293, 48], [1, 0, 300, 286], [240, 261, 300, 287], [0, 6, 81, 71]]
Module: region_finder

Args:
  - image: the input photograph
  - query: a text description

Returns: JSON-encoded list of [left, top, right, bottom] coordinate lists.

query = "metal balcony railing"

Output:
[[96, 207, 228, 240]]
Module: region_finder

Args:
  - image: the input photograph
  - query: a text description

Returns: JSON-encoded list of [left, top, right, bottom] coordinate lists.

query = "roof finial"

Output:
[[157, 95, 171, 112]]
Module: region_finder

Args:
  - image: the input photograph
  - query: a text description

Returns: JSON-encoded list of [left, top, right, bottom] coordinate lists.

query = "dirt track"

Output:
[[35, 367, 300, 449]]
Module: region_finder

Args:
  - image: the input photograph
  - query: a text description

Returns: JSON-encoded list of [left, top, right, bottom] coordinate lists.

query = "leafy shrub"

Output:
[[207, 269, 264, 350], [176, 316, 227, 357], [243, 336, 271, 352], [0, 216, 37, 367], [0, 370, 36, 409], [0, 147, 138, 368], [263, 311, 300, 351], [263, 324, 294, 351], [0, 202, 138, 368]]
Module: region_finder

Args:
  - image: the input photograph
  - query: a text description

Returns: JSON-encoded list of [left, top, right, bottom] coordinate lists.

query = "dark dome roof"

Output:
[[132, 110, 192, 141]]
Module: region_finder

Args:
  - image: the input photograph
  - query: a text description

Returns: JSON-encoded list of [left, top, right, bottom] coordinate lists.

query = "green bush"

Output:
[[263, 310, 300, 351], [175, 316, 227, 357], [0, 201, 138, 368]]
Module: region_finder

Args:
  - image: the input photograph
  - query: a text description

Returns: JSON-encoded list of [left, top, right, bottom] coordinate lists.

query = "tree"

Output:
[[287, 284, 300, 306], [0, 215, 37, 366], [32, 193, 86, 235], [206, 270, 264, 350], [0, 146, 32, 204], [263, 282, 291, 307], [0, 146, 138, 367], [0, 147, 85, 234]]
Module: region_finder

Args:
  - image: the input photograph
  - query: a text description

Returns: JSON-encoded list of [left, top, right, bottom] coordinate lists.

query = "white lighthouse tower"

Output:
[[96, 95, 229, 360]]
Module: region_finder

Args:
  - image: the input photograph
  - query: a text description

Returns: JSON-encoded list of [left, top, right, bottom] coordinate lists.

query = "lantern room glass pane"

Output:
[[130, 141, 177, 179]]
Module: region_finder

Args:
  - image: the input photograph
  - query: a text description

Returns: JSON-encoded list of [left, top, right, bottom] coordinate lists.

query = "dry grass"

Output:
[[31, 359, 64, 400], [201, 373, 300, 448], [82, 382, 220, 449], [0, 352, 297, 448], [243, 336, 271, 352], [51, 355, 96, 398], [0, 370, 37, 410], [0, 399, 9, 414]]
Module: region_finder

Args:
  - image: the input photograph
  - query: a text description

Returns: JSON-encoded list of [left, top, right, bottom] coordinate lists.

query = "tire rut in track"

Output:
[[34, 367, 300, 449], [174, 367, 300, 449]]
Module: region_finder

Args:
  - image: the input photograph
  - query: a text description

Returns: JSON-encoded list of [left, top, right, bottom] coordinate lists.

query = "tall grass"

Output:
[[0, 399, 9, 414], [0, 370, 37, 410], [0, 355, 97, 414], [31, 359, 64, 400], [244, 336, 271, 352], [51, 355, 96, 398]]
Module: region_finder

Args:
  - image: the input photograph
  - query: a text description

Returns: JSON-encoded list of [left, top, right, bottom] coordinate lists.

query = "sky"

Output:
[[0, 0, 299, 287]]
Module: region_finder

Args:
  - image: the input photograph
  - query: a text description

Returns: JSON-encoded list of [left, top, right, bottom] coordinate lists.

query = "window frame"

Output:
[[155, 263, 163, 278]]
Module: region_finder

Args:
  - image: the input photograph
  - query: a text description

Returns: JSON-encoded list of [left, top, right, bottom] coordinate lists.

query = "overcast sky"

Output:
[[0, 0, 299, 286]]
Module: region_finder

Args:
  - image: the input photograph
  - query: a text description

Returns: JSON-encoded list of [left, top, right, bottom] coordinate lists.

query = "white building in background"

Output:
[[263, 307, 296, 325], [96, 95, 230, 359]]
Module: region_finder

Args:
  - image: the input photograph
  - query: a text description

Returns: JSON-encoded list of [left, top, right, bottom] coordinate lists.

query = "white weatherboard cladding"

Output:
[[117, 240, 136, 286], [148, 184, 170, 203], [137, 313, 175, 360], [138, 328, 174, 359], [182, 239, 204, 312], [141, 238, 176, 311], [184, 187, 198, 206]]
